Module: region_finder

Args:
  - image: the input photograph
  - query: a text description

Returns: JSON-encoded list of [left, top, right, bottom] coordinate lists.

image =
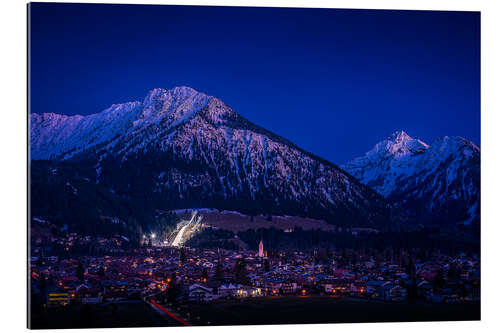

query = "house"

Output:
[[389, 285, 407, 302], [417, 280, 433, 299], [366, 280, 385, 296], [75, 285, 103, 304], [47, 291, 70, 307], [280, 281, 297, 295], [376, 282, 394, 301], [218, 283, 239, 298], [188, 284, 215, 303], [104, 282, 129, 301], [332, 269, 350, 278], [324, 279, 352, 295], [261, 279, 283, 295], [350, 282, 366, 297], [234, 285, 262, 297]]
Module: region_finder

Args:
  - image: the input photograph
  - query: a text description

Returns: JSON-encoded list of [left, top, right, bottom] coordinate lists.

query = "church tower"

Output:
[[258, 240, 264, 258]]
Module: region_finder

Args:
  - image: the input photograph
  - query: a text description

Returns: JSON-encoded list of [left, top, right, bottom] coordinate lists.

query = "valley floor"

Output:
[[29, 300, 177, 329], [29, 295, 480, 329], [187, 296, 480, 326]]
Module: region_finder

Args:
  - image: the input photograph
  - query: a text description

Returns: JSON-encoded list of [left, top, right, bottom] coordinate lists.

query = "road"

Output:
[[145, 296, 192, 326]]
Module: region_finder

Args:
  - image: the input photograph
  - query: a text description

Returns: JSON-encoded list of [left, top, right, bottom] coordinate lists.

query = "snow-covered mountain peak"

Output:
[[172, 85, 200, 97], [30, 86, 242, 160], [143, 86, 200, 103], [389, 130, 411, 143], [434, 135, 479, 153], [342, 132, 480, 225], [365, 130, 429, 161], [30, 101, 144, 160], [133, 86, 240, 133], [30, 86, 390, 227], [31, 112, 83, 122]]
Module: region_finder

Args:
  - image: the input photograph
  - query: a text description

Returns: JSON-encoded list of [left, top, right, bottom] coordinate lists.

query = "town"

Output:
[[29, 223, 480, 327]]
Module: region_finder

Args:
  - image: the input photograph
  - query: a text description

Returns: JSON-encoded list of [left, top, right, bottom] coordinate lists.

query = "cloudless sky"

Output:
[[29, 3, 480, 164]]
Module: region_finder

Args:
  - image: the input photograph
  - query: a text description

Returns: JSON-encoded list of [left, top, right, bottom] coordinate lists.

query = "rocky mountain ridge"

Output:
[[30, 86, 389, 231], [342, 131, 480, 226]]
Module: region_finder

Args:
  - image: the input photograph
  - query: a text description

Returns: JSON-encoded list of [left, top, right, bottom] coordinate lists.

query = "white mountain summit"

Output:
[[342, 131, 480, 225], [30, 86, 388, 226]]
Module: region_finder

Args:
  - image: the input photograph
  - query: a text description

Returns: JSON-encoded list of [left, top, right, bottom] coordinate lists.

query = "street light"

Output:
[[151, 233, 156, 239]]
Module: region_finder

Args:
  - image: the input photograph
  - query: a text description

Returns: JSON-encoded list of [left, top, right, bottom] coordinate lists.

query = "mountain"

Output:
[[30, 86, 389, 234], [342, 131, 480, 226]]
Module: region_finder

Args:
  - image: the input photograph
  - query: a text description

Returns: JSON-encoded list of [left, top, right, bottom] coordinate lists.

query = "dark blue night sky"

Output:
[[29, 3, 480, 164]]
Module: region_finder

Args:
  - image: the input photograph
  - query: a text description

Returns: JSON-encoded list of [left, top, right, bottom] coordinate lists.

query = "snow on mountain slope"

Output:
[[30, 86, 212, 160], [342, 131, 480, 225], [30, 86, 389, 226], [30, 101, 143, 160], [342, 131, 430, 197]]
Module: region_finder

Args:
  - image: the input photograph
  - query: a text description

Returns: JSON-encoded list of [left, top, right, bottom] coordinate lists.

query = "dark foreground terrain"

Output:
[[189, 296, 480, 326], [30, 296, 480, 329], [30, 301, 176, 329]]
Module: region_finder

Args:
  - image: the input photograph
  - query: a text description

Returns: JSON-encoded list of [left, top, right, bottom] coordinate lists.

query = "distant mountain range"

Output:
[[30, 86, 389, 233], [30, 87, 480, 234], [342, 131, 480, 226]]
